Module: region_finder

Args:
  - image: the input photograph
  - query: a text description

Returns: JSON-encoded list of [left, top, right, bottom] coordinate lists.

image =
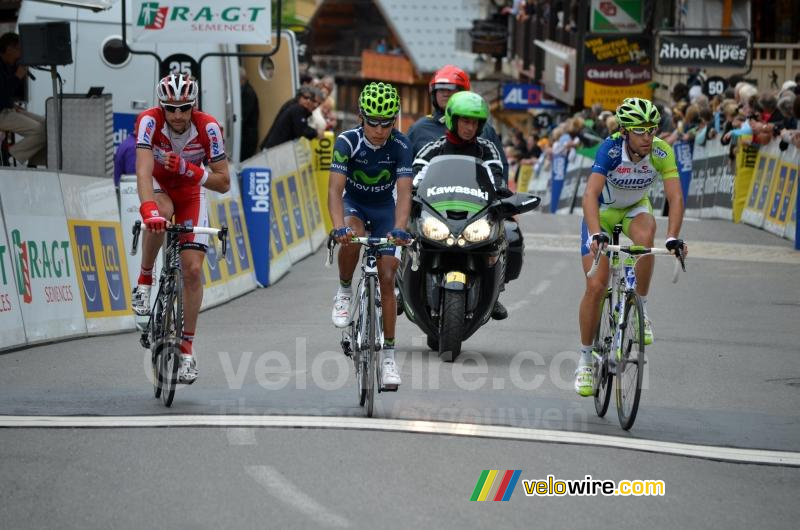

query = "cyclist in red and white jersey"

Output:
[[132, 73, 230, 384]]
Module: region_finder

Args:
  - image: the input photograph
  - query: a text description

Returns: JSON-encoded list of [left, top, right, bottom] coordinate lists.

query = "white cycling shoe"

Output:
[[331, 290, 352, 328], [131, 284, 151, 316], [381, 357, 401, 388], [178, 354, 198, 384]]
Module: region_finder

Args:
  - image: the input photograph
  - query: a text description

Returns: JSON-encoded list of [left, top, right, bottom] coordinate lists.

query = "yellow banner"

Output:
[[735, 136, 760, 223], [312, 132, 335, 233], [583, 81, 652, 111]]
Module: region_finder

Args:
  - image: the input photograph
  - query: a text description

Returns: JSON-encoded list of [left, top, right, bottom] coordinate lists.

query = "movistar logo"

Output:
[[333, 150, 349, 164], [353, 169, 391, 185], [427, 186, 488, 200]]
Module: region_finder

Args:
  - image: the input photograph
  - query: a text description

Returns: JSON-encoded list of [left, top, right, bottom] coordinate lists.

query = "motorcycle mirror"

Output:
[[497, 193, 541, 217]]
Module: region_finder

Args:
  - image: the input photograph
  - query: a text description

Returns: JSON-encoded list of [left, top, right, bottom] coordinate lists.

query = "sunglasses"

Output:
[[163, 103, 194, 113], [628, 125, 657, 136], [363, 116, 395, 128]]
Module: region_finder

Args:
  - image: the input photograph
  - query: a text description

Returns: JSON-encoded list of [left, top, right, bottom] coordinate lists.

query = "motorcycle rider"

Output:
[[407, 64, 508, 185], [412, 90, 515, 320]]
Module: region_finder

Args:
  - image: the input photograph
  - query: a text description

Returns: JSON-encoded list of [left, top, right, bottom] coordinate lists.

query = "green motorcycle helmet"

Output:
[[615, 97, 661, 128], [444, 91, 489, 136], [359, 82, 400, 118]]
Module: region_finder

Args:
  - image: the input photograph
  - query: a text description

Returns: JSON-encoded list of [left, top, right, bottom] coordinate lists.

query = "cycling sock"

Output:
[[640, 297, 649, 317], [579, 345, 593, 364], [138, 266, 154, 286], [339, 279, 352, 290], [181, 331, 195, 356], [382, 340, 395, 361]]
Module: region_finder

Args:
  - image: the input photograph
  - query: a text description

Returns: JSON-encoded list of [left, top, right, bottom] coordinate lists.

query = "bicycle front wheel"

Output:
[[364, 276, 377, 418], [616, 292, 645, 430], [160, 271, 184, 407], [593, 290, 614, 417]]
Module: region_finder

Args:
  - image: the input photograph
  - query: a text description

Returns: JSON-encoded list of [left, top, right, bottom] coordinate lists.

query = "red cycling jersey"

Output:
[[134, 107, 225, 250], [134, 107, 226, 191]]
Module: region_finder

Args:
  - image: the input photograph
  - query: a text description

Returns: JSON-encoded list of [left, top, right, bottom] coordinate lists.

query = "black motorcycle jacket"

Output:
[[407, 109, 509, 185], [412, 132, 505, 193]]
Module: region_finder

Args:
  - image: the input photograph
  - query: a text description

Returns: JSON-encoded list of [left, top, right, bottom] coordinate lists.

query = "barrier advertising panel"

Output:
[[0, 211, 26, 350], [312, 132, 335, 233], [61, 173, 135, 333], [295, 138, 327, 249], [0, 171, 86, 343]]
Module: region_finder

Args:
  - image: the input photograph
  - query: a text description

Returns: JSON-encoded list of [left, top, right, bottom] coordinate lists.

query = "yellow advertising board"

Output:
[[583, 80, 652, 111]]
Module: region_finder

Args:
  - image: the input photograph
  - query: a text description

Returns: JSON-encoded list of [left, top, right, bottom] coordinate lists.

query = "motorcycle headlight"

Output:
[[462, 218, 492, 242], [421, 214, 450, 241]]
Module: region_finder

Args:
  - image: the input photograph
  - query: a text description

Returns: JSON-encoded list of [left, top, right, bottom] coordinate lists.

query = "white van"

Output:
[[16, 2, 297, 166]]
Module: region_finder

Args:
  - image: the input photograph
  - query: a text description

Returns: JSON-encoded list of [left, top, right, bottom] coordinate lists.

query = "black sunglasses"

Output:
[[163, 103, 194, 113], [363, 116, 395, 128]]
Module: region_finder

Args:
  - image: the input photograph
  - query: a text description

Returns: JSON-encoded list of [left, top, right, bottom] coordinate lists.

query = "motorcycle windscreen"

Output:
[[417, 155, 495, 219]]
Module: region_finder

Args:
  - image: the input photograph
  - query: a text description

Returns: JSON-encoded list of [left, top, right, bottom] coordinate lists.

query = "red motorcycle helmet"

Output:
[[429, 65, 471, 112]]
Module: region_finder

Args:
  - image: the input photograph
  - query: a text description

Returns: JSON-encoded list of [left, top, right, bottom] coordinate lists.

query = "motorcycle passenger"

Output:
[[412, 90, 513, 320], [407, 64, 508, 185], [328, 81, 413, 389]]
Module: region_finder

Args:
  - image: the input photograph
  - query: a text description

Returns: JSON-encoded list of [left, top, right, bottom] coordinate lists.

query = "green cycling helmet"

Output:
[[444, 91, 488, 134], [615, 97, 661, 128], [359, 82, 400, 118]]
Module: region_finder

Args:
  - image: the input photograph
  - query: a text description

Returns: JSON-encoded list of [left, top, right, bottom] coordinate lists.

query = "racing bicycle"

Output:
[[131, 220, 227, 407], [587, 224, 685, 430], [326, 233, 408, 417]]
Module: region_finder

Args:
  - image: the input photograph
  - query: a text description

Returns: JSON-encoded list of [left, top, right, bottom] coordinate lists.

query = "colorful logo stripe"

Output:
[[470, 470, 521, 501]]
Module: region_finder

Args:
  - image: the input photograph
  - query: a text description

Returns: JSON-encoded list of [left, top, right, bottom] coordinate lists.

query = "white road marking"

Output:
[[3, 415, 799, 467], [226, 427, 257, 445], [530, 280, 551, 296], [245, 465, 351, 528], [504, 299, 529, 313], [523, 233, 800, 264]]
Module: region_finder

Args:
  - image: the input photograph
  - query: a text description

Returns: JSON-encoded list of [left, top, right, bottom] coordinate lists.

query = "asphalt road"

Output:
[[1, 212, 799, 529]]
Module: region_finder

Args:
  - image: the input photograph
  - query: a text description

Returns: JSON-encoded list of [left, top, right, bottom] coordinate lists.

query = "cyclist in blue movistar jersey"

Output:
[[575, 98, 689, 397], [328, 81, 413, 388]]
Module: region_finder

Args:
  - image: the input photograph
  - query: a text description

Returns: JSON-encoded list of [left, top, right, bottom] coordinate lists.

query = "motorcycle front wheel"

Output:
[[438, 289, 465, 362]]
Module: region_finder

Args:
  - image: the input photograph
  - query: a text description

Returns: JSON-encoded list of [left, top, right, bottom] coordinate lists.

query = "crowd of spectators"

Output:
[[504, 70, 800, 189]]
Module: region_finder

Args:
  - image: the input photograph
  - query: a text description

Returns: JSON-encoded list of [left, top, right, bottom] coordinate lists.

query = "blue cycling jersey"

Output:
[[330, 127, 413, 204]]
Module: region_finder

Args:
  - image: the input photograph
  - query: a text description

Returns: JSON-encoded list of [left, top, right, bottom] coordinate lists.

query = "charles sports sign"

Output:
[[133, 0, 271, 44]]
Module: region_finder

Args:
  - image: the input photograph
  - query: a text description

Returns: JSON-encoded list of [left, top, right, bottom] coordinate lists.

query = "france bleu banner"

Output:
[[673, 141, 693, 202]]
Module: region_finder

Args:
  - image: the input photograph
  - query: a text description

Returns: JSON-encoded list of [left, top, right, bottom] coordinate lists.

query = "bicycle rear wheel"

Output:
[[150, 293, 164, 399], [593, 290, 614, 417], [160, 271, 183, 407], [616, 292, 645, 430], [364, 276, 377, 418]]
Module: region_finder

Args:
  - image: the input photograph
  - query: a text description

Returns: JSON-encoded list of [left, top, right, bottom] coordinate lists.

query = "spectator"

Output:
[[113, 130, 136, 188], [0, 32, 46, 167], [259, 86, 322, 150], [239, 67, 260, 160], [671, 82, 689, 106]]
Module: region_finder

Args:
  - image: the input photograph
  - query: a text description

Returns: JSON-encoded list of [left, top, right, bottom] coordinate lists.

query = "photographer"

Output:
[[0, 32, 46, 167]]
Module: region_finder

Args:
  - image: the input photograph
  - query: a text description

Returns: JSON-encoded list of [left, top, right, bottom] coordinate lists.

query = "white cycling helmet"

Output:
[[156, 73, 198, 103]]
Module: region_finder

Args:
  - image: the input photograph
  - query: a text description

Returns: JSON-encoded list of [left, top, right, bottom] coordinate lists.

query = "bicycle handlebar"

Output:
[[587, 244, 685, 284], [324, 233, 415, 268], [130, 220, 228, 257]]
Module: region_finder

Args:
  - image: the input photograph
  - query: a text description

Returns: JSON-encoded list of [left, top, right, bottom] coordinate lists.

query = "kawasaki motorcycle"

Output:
[[397, 155, 540, 361]]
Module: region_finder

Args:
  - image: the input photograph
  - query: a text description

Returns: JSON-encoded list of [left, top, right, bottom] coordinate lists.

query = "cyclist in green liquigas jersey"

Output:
[[575, 98, 689, 396]]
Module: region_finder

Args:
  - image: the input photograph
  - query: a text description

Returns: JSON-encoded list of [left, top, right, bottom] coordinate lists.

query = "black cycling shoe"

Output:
[[491, 300, 508, 320]]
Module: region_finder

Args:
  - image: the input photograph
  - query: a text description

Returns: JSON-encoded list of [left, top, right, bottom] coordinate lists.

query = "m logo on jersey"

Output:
[[353, 169, 391, 185], [333, 151, 349, 164]]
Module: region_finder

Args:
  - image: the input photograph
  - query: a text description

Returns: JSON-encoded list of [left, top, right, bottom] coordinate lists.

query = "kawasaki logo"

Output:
[[353, 169, 391, 185], [11, 229, 72, 304], [137, 2, 268, 29], [427, 186, 489, 200]]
